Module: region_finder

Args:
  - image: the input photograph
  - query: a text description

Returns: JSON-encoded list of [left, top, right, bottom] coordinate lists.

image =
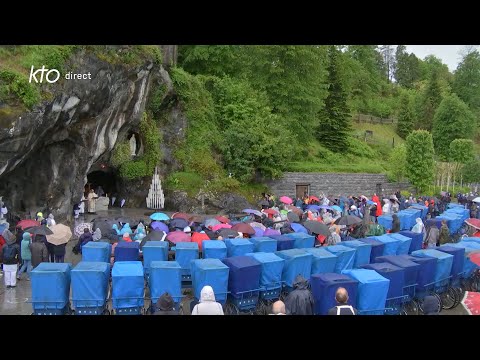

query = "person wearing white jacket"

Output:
[[191, 285, 224, 315]]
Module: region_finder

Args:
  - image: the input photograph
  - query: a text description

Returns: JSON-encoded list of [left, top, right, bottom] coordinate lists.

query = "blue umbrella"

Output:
[[242, 209, 263, 217], [291, 223, 308, 234], [150, 212, 169, 221], [331, 205, 342, 213], [319, 205, 333, 210], [307, 205, 321, 211], [366, 200, 375, 205]]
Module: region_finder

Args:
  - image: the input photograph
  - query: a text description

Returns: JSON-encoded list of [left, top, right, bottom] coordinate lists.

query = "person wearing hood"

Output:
[[1, 229, 20, 288], [372, 194, 382, 218], [46, 214, 56, 227], [425, 224, 440, 248], [284, 274, 315, 315], [154, 292, 179, 315], [30, 233, 48, 269], [191, 285, 224, 315], [73, 228, 93, 255], [391, 214, 400, 233], [439, 220, 450, 245], [382, 199, 391, 215], [17, 232, 33, 280], [412, 218, 425, 239], [92, 228, 102, 242]]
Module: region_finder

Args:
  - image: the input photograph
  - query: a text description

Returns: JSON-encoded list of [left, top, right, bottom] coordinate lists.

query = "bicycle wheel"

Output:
[[225, 302, 240, 315], [441, 288, 457, 310]]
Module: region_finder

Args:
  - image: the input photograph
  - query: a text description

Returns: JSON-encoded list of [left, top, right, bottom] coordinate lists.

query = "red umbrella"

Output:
[[16, 219, 40, 230], [191, 232, 211, 251], [263, 209, 278, 216], [468, 251, 480, 267], [172, 212, 190, 221], [461, 291, 480, 315], [231, 223, 255, 235], [212, 223, 232, 232], [166, 231, 191, 244], [215, 216, 230, 224], [466, 218, 480, 230], [309, 196, 320, 202], [280, 196, 293, 205], [189, 215, 204, 223]]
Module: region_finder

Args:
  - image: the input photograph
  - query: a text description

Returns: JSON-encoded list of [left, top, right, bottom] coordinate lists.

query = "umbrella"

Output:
[[280, 196, 293, 205], [280, 210, 288, 216], [286, 205, 303, 216], [307, 205, 321, 211], [116, 217, 139, 227], [461, 291, 480, 315], [259, 200, 270, 207], [263, 208, 278, 216], [170, 218, 189, 230], [331, 205, 342, 213], [291, 223, 308, 234], [172, 212, 190, 221], [242, 209, 263, 217], [366, 200, 375, 205], [46, 224, 72, 245], [253, 228, 264, 237], [467, 251, 480, 267], [215, 216, 230, 224], [16, 219, 40, 230], [74, 223, 93, 237], [465, 218, 480, 230], [473, 197, 480, 203], [287, 212, 300, 223], [26, 225, 53, 236], [303, 221, 330, 237], [231, 223, 255, 235], [263, 228, 281, 237], [335, 215, 362, 226], [140, 231, 167, 248], [151, 221, 169, 233], [205, 218, 221, 229], [218, 229, 239, 238], [189, 215, 204, 223], [250, 222, 266, 231], [191, 232, 211, 250], [212, 223, 232, 232], [309, 196, 320, 202], [150, 212, 170, 221], [166, 231, 191, 244], [93, 220, 116, 235]]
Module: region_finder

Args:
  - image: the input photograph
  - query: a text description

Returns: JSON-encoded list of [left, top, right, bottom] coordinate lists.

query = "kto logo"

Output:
[[29, 65, 60, 83]]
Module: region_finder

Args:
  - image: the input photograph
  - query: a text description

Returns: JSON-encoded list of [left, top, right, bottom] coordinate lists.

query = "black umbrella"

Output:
[[335, 215, 362, 226], [170, 218, 189, 230], [303, 221, 330, 237], [140, 230, 167, 249], [287, 212, 300, 223], [93, 219, 116, 234], [26, 226, 53, 236], [218, 228, 239, 238], [116, 217, 139, 227], [259, 200, 269, 207]]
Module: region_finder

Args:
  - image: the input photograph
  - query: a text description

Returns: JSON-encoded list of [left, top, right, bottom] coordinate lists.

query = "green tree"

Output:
[[453, 49, 480, 114], [432, 94, 476, 159], [406, 130, 435, 192], [421, 68, 444, 131], [317, 46, 351, 152], [450, 139, 475, 164], [462, 159, 480, 184], [389, 144, 407, 181], [394, 45, 421, 88], [397, 92, 415, 138]]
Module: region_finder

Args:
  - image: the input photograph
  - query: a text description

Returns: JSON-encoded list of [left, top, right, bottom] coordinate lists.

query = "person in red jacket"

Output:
[[372, 194, 382, 218]]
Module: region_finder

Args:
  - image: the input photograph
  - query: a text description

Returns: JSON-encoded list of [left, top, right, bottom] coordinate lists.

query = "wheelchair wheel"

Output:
[[453, 287, 464, 307], [225, 302, 239, 315], [402, 300, 419, 316], [441, 287, 457, 310], [255, 300, 271, 315], [418, 292, 442, 314], [102, 308, 111, 315]]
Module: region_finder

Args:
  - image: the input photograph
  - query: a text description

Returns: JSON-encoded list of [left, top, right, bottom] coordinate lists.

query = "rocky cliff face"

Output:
[[0, 49, 171, 221]]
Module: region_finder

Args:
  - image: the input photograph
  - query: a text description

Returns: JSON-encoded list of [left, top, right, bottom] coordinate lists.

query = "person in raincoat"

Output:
[[17, 232, 32, 280], [46, 214, 56, 227], [327, 226, 341, 245], [154, 292, 179, 315], [1, 229, 20, 288], [372, 194, 382, 217], [439, 220, 450, 245], [411, 218, 425, 239], [382, 199, 391, 215], [391, 214, 401, 233], [284, 274, 315, 315], [92, 228, 102, 242], [425, 224, 439, 248], [29, 234, 48, 269], [191, 285, 224, 315], [134, 222, 146, 242]]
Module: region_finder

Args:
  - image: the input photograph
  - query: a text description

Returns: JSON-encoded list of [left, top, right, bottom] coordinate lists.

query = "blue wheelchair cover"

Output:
[[249, 237, 277, 253], [111, 261, 144, 308], [143, 241, 169, 273], [375, 255, 420, 287], [225, 239, 255, 257], [325, 245, 356, 273], [359, 238, 385, 263], [82, 242, 111, 263], [310, 273, 358, 315], [304, 248, 337, 275], [371, 235, 400, 256], [342, 240, 372, 268], [378, 215, 393, 230], [114, 241, 140, 262], [202, 240, 227, 260], [285, 232, 315, 249], [31, 263, 71, 310], [387, 233, 412, 255], [222, 256, 262, 295], [411, 249, 454, 287], [268, 235, 295, 251], [247, 252, 284, 288], [443, 242, 480, 277], [72, 261, 110, 308], [175, 242, 199, 274], [149, 261, 182, 303], [437, 245, 465, 277], [275, 249, 313, 287], [398, 231, 423, 253], [361, 262, 405, 299], [191, 259, 229, 302]]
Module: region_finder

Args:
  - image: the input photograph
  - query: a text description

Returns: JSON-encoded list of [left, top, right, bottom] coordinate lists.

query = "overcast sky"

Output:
[[404, 45, 479, 72]]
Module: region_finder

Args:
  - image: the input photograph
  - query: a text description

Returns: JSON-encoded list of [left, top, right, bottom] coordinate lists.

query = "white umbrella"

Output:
[[74, 222, 92, 237], [473, 197, 480, 203], [46, 224, 73, 245]]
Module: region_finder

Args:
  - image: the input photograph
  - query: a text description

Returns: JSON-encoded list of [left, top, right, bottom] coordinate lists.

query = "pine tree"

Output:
[[317, 46, 351, 153], [406, 130, 435, 192], [397, 93, 415, 138], [421, 68, 443, 131]]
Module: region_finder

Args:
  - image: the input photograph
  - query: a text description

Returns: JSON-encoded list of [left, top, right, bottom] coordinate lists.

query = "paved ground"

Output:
[[0, 208, 472, 315]]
